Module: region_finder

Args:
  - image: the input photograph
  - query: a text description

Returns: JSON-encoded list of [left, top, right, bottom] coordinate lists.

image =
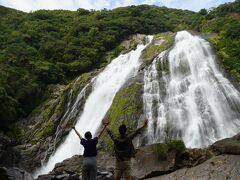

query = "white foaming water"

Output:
[[143, 31, 240, 148], [34, 36, 153, 177]]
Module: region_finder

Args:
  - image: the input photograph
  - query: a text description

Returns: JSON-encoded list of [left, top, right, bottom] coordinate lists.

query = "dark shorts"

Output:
[[115, 160, 132, 178]]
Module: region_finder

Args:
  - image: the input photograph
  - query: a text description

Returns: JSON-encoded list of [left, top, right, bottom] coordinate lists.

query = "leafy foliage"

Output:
[[155, 140, 186, 160], [1, 0, 240, 133], [197, 0, 240, 79], [0, 5, 197, 131]]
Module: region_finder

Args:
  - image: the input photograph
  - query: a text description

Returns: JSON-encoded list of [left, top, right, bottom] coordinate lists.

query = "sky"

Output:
[[0, 0, 235, 12]]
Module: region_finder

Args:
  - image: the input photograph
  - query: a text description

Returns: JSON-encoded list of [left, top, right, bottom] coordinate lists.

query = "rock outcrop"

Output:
[[36, 153, 114, 180], [147, 155, 240, 180], [14, 71, 96, 172], [211, 133, 240, 155], [0, 133, 25, 169], [34, 133, 240, 180], [0, 167, 34, 180]]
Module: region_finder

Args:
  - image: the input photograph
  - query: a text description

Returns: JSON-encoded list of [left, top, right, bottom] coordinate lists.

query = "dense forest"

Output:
[[0, 0, 239, 134]]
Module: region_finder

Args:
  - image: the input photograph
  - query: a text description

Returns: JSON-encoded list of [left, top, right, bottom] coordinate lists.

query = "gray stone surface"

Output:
[[211, 133, 240, 155], [0, 167, 34, 180], [147, 155, 240, 180]]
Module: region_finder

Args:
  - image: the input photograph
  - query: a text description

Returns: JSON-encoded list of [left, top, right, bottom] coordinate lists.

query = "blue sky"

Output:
[[0, 0, 235, 12]]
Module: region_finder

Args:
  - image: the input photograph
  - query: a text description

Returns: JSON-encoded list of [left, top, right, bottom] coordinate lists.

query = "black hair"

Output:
[[119, 124, 127, 135], [85, 131, 92, 140]]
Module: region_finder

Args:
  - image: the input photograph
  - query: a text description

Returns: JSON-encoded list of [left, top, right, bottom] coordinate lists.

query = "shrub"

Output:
[[166, 139, 186, 152], [155, 143, 168, 160], [155, 140, 186, 160]]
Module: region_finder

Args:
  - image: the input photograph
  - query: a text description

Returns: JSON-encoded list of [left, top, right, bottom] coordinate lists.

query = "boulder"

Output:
[[0, 133, 25, 169], [36, 153, 114, 180], [54, 155, 82, 175], [211, 133, 240, 155], [146, 155, 240, 180], [37, 173, 80, 180], [0, 167, 34, 180], [132, 144, 176, 179]]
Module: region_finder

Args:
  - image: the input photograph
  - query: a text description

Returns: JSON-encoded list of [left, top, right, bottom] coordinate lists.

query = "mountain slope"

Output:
[[0, 5, 198, 132]]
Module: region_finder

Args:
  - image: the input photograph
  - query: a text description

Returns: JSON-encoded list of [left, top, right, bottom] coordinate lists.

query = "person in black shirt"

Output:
[[72, 124, 108, 180]]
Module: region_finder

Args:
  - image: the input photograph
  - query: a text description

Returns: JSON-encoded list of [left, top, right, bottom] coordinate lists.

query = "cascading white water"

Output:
[[143, 31, 240, 148], [53, 80, 92, 151], [142, 51, 168, 144], [34, 36, 153, 177]]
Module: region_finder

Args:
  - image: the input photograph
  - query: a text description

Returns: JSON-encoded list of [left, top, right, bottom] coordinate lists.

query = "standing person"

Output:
[[72, 124, 108, 180], [105, 119, 148, 180]]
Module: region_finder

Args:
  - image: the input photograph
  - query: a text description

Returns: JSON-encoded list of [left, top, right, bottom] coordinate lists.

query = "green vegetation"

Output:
[[26, 72, 93, 144], [155, 143, 169, 159], [1, 0, 240, 135], [0, 5, 198, 132], [66, 71, 94, 97], [34, 120, 56, 142], [104, 83, 143, 149], [155, 140, 186, 159], [155, 123, 186, 159], [197, 0, 240, 78], [143, 32, 174, 64], [108, 83, 143, 131]]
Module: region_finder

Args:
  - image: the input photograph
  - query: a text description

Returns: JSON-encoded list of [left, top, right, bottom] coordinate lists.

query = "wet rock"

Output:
[[132, 144, 176, 179], [0, 167, 34, 180], [176, 148, 214, 168], [54, 155, 82, 175], [211, 133, 240, 155], [0, 133, 25, 169], [121, 34, 146, 54], [36, 174, 55, 180]]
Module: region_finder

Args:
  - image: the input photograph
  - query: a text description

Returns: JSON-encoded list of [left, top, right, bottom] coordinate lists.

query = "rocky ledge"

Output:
[[0, 133, 239, 180], [32, 133, 240, 180]]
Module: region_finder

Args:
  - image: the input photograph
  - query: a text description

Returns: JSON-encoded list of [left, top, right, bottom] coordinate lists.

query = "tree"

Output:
[[199, 8, 208, 16]]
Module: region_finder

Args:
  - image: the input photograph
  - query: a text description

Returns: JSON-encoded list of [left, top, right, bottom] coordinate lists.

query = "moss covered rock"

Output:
[[102, 82, 143, 149], [108, 83, 143, 127], [104, 34, 146, 65], [143, 32, 175, 65], [17, 71, 96, 171]]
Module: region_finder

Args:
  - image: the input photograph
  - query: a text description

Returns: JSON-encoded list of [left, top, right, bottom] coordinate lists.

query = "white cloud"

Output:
[[0, 0, 235, 12]]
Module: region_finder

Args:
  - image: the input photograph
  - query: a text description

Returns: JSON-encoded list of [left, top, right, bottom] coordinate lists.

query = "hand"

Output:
[[103, 121, 110, 127], [102, 118, 110, 126]]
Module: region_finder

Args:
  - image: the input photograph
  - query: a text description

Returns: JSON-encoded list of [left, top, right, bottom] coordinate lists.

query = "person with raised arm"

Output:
[[72, 122, 109, 180], [104, 118, 148, 180]]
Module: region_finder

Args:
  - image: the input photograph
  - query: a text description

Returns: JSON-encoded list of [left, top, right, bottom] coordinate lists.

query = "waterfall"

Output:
[[143, 31, 240, 148], [34, 36, 153, 177]]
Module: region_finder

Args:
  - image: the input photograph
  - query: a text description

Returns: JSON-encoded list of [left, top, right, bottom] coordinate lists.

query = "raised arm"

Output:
[[102, 120, 115, 140], [98, 122, 109, 138], [98, 119, 110, 138], [128, 118, 148, 139], [72, 127, 83, 140]]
